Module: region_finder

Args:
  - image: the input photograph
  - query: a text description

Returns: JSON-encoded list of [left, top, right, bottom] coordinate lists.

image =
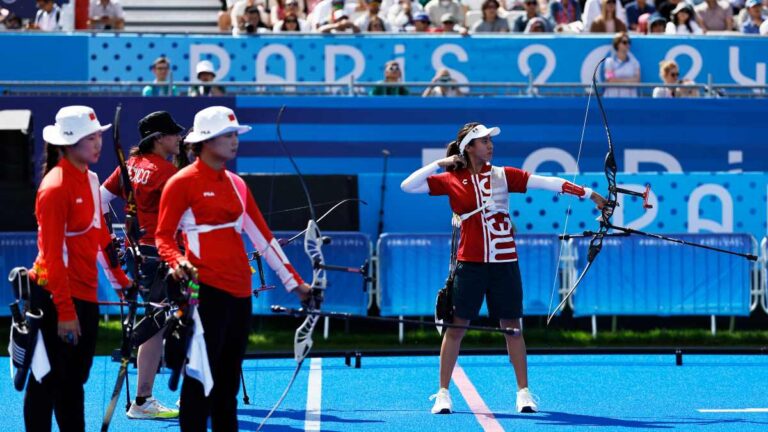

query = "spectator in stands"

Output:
[[590, 0, 627, 32], [423, 69, 463, 97], [583, 0, 626, 30], [548, 0, 582, 27], [142, 57, 178, 97], [695, 0, 733, 32], [603, 32, 640, 98], [411, 12, 434, 31], [218, 0, 234, 32], [0, 8, 22, 31], [30, 0, 62, 32], [471, 0, 510, 32], [231, 0, 271, 31], [525, 16, 551, 31], [234, 5, 272, 34], [88, 0, 125, 30], [644, 12, 667, 33], [370, 60, 409, 96], [652, 60, 679, 98], [388, 0, 425, 31], [424, 0, 462, 27], [270, 0, 308, 24], [741, 0, 765, 33], [319, 9, 362, 31], [274, 10, 311, 31], [625, 0, 655, 31], [513, 0, 553, 32], [666, 3, 702, 34], [310, 0, 356, 29], [355, 0, 392, 31], [189, 60, 226, 97], [657, 0, 681, 21], [437, 12, 468, 33], [367, 15, 388, 30]]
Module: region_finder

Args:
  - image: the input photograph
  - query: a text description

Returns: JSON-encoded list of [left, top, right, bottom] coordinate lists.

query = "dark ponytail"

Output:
[[174, 142, 192, 169], [448, 122, 481, 172], [41, 142, 62, 178]]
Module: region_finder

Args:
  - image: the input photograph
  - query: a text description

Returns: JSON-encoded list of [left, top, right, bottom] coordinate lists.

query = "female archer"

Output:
[[26, 106, 132, 430], [100, 111, 186, 419], [401, 122, 606, 415], [155, 106, 310, 430]]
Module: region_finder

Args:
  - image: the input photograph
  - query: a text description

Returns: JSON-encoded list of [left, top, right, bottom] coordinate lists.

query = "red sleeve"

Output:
[[35, 183, 76, 322], [426, 172, 451, 196], [242, 179, 305, 290], [155, 174, 188, 270], [102, 166, 124, 198], [505, 167, 530, 193]]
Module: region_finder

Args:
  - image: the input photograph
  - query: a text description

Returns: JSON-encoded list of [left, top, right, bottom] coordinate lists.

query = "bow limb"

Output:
[[258, 106, 326, 432]]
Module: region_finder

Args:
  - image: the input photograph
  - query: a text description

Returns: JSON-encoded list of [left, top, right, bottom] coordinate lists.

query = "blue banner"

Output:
[[1, 34, 767, 87]]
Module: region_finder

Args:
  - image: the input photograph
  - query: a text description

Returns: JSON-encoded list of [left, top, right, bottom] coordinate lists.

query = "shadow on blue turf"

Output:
[[489, 411, 768, 429], [237, 408, 384, 431]]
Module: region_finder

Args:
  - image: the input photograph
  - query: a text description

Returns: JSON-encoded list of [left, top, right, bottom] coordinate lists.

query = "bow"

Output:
[[257, 106, 328, 431], [101, 105, 143, 431], [547, 57, 756, 324]]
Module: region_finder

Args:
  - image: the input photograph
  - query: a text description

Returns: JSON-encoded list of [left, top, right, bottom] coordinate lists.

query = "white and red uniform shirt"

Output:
[[33, 158, 131, 322], [427, 164, 530, 263], [155, 159, 304, 297], [101, 153, 178, 246]]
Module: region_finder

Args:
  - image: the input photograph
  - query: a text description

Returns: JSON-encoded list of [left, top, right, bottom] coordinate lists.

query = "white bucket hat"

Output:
[[459, 124, 500, 153], [195, 60, 216, 79], [42, 105, 111, 146], [184, 106, 252, 144]]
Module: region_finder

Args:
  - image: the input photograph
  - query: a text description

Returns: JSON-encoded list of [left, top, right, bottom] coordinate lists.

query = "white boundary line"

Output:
[[305, 358, 322, 431], [452, 364, 505, 432], [697, 408, 768, 413]]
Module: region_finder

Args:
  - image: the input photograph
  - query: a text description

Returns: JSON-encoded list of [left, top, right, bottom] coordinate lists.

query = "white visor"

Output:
[[459, 124, 500, 153]]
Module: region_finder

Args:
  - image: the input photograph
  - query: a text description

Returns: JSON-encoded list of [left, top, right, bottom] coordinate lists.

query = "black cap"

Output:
[[138, 111, 185, 147]]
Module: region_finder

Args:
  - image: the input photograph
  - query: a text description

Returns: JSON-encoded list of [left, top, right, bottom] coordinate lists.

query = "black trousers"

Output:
[[180, 283, 252, 432], [24, 288, 99, 432]]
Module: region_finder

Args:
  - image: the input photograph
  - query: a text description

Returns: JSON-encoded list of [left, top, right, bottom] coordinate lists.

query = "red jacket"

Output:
[[101, 153, 178, 246], [156, 159, 303, 297], [33, 158, 131, 322]]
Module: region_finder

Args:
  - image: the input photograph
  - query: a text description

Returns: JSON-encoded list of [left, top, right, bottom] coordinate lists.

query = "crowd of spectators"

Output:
[[0, 0, 763, 35], [214, 0, 767, 35]]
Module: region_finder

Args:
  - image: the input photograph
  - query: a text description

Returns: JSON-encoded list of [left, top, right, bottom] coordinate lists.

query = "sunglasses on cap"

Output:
[[619, 38, 630, 45], [387, 63, 400, 71]]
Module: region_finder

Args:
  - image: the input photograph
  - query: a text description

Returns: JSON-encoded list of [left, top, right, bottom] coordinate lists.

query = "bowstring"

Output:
[[546, 79, 594, 321]]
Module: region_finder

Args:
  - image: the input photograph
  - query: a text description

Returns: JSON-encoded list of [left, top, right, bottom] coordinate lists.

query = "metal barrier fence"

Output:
[[1, 80, 767, 98]]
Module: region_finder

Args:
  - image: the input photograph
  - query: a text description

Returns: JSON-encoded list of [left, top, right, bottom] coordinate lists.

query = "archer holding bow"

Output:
[[25, 106, 133, 431], [155, 106, 310, 431], [100, 111, 187, 420], [401, 122, 607, 415]]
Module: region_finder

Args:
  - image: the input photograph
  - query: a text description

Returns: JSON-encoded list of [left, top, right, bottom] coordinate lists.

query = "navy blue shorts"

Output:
[[451, 261, 523, 321]]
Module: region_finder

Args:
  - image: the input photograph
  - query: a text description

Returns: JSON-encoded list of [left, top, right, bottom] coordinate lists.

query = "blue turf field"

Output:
[[2, 354, 767, 431]]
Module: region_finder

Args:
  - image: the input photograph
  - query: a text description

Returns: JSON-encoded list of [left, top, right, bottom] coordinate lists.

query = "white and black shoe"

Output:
[[430, 388, 453, 414], [516, 387, 539, 413]]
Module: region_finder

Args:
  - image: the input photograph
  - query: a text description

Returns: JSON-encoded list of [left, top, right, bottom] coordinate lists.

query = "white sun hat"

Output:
[[459, 124, 500, 153], [195, 60, 216, 79], [184, 106, 252, 144], [42, 105, 111, 146]]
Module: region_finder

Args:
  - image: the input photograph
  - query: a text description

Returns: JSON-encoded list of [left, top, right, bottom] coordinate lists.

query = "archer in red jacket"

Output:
[[155, 106, 310, 431], [26, 105, 132, 431], [100, 111, 186, 420]]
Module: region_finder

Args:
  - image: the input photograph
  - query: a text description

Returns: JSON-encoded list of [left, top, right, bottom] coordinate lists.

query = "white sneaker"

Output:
[[429, 388, 453, 414], [516, 388, 539, 413], [127, 397, 180, 419]]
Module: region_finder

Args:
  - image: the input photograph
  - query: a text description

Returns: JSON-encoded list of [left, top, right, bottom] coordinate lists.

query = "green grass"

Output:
[[4, 320, 765, 357], [91, 321, 768, 355]]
